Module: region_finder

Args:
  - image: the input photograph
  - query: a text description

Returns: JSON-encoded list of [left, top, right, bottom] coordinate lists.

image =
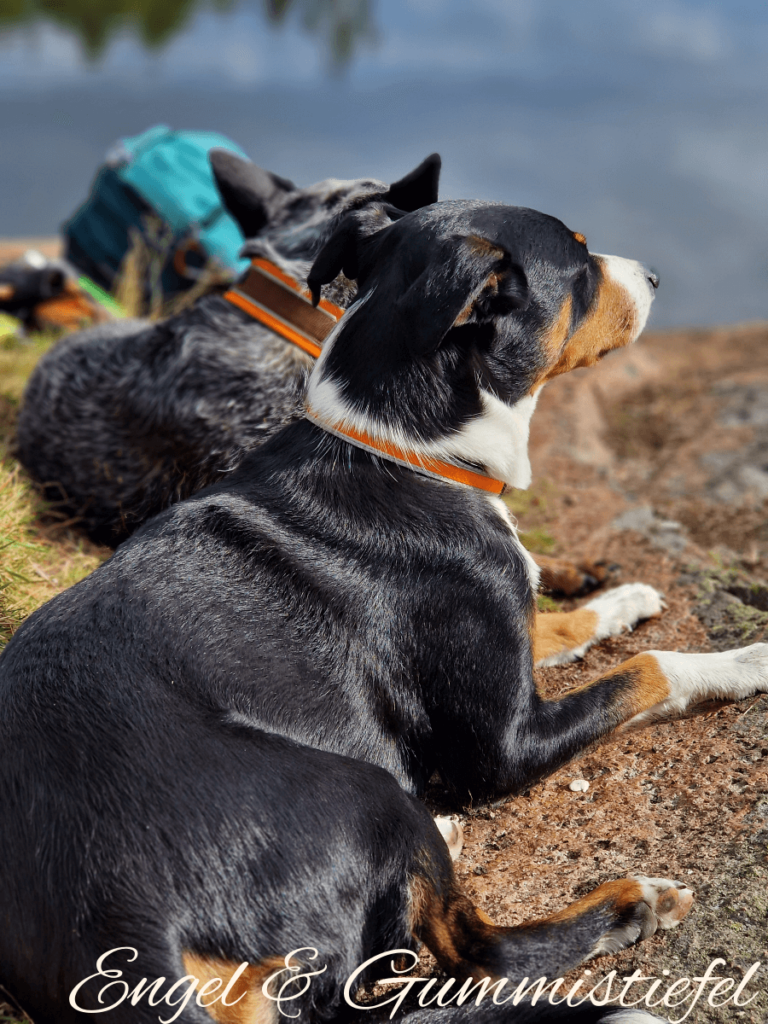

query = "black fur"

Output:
[[0, 261, 66, 328], [0, 202, 668, 1022], [14, 153, 441, 545], [208, 147, 296, 237]]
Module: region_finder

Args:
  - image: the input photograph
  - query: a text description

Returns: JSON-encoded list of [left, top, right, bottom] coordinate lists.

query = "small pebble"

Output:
[[569, 779, 590, 792]]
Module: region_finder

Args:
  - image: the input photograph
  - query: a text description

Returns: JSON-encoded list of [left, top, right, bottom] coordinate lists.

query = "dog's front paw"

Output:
[[647, 643, 768, 716], [589, 876, 693, 959], [579, 557, 622, 588], [727, 643, 768, 696], [586, 583, 665, 641]]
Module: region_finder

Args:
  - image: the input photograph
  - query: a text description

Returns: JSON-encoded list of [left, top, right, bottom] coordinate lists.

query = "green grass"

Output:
[[505, 480, 557, 554], [518, 526, 556, 555], [0, 312, 19, 340], [0, 330, 62, 406], [536, 593, 561, 612]]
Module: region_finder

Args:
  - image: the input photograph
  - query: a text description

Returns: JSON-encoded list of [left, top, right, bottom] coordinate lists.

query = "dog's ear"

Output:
[[395, 235, 529, 357], [210, 149, 295, 239], [307, 205, 403, 303], [383, 154, 441, 212], [310, 217, 529, 357], [307, 213, 364, 304]]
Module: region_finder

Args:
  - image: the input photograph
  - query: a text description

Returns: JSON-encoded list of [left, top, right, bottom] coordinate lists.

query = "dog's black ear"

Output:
[[383, 154, 441, 212], [310, 217, 529, 357], [210, 149, 295, 239], [307, 214, 363, 304], [396, 236, 529, 357]]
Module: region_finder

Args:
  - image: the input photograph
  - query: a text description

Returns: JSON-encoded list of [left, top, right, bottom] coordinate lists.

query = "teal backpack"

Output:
[[63, 125, 251, 299]]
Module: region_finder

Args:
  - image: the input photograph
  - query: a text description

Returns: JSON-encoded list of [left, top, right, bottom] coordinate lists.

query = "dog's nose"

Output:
[[646, 268, 660, 290]]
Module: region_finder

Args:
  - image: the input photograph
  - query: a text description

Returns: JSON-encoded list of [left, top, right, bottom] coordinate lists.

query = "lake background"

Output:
[[1, 0, 766, 328]]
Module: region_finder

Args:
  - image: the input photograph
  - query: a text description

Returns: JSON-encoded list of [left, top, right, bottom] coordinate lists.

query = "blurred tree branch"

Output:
[[0, 0, 376, 66], [266, 0, 374, 66]]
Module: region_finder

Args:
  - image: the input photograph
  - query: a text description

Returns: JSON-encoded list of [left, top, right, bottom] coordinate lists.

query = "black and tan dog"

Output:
[[5, 200, 766, 1024]]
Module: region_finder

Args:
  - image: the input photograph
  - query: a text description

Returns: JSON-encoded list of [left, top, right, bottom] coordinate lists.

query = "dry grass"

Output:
[[0, 332, 60, 404], [113, 219, 232, 320], [0, 334, 106, 649], [0, 462, 104, 648]]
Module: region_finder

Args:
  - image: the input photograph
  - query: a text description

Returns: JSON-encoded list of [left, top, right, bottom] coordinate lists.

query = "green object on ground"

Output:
[[77, 276, 124, 318]]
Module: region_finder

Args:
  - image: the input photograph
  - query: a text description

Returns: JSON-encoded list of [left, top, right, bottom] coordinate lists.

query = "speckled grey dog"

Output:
[[15, 151, 441, 545]]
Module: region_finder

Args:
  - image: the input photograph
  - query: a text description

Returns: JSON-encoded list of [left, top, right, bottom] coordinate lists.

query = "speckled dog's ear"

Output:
[[307, 206, 403, 304], [383, 153, 441, 212], [210, 149, 296, 240]]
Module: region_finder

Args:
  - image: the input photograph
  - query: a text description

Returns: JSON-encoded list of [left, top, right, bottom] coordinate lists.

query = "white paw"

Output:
[[587, 583, 665, 641], [589, 875, 693, 960], [434, 815, 464, 861], [536, 583, 666, 669], [631, 874, 694, 929], [632, 644, 768, 722]]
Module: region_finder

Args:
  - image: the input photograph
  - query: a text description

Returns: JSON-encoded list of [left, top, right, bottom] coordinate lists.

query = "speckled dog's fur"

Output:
[[14, 152, 440, 545]]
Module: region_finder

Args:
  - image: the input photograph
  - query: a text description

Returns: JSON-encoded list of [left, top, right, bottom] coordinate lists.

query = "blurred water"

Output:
[[1, 0, 767, 327]]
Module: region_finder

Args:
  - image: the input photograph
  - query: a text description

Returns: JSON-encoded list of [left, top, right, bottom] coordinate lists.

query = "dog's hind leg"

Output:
[[533, 584, 664, 667], [34, 942, 229, 1024], [401, 1000, 667, 1023], [534, 553, 620, 597], [409, 868, 691, 1000]]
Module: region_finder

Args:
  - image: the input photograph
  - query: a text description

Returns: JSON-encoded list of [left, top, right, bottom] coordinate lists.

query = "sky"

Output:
[[1, 0, 767, 327]]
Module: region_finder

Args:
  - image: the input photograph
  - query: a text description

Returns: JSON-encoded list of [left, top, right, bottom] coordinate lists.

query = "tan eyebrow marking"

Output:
[[573, 232, 587, 245]]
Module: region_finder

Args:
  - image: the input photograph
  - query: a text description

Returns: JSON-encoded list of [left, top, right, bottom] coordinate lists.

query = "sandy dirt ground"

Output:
[[422, 321, 768, 1023], [0, 304, 766, 1022]]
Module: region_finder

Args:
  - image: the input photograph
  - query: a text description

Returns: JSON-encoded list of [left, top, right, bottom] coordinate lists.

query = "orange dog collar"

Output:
[[224, 258, 344, 360], [304, 405, 506, 495]]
